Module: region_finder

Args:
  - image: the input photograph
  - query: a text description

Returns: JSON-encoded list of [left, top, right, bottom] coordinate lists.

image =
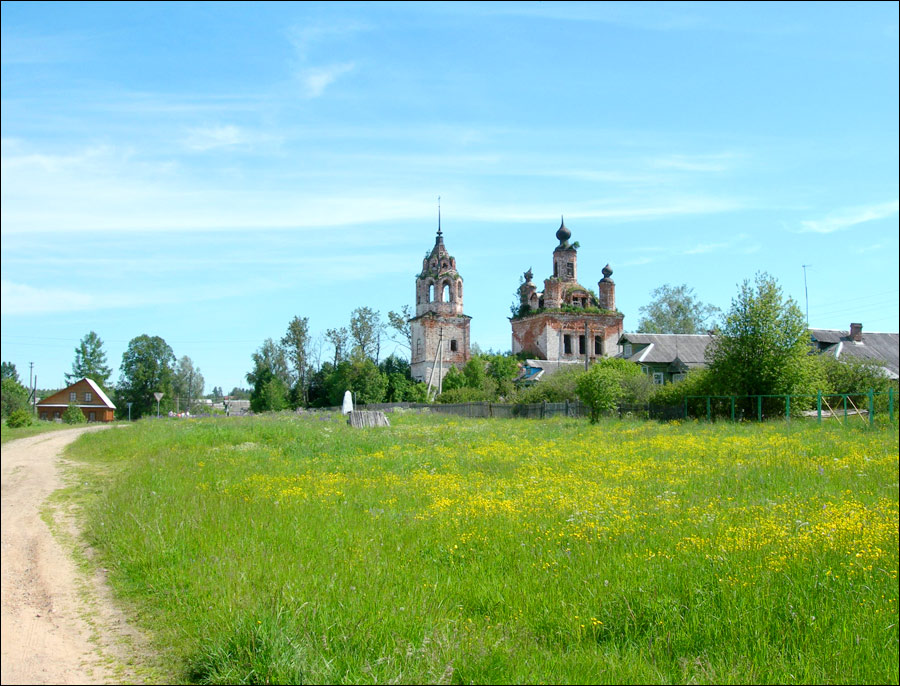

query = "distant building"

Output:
[[810, 323, 899, 380], [36, 377, 116, 422], [409, 223, 471, 390], [617, 322, 899, 384], [511, 218, 623, 363]]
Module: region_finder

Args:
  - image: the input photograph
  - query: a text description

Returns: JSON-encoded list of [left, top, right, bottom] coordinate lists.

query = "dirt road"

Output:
[[1, 427, 143, 685]]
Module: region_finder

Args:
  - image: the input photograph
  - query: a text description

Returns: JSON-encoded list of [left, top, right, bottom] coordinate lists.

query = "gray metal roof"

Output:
[[618, 333, 713, 366], [810, 329, 899, 378]]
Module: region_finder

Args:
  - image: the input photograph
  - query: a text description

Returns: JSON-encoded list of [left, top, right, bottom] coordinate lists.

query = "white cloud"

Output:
[[300, 62, 355, 98], [799, 200, 899, 234], [183, 125, 246, 151]]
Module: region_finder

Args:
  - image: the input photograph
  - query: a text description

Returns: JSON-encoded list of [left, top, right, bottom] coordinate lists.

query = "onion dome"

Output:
[[556, 215, 571, 247], [601, 264, 613, 279]]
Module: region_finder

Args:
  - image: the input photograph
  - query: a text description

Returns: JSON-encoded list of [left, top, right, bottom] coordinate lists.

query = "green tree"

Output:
[[173, 355, 205, 412], [282, 316, 311, 406], [2, 361, 20, 383], [117, 335, 176, 419], [247, 339, 291, 412], [65, 331, 112, 389], [637, 284, 721, 334], [575, 358, 642, 423], [441, 365, 467, 392], [514, 365, 585, 404], [706, 273, 816, 416], [387, 305, 413, 354], [62, 402, 87, 424], [1, 375, 30, 419], [325, 327, 349, 366], [350, 306, 383, 362], [324, 359, 387, 406]]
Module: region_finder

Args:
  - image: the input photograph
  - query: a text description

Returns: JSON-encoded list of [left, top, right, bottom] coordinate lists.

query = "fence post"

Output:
[[541, 400, 546, 419], [785, 394, 790, 421], [868, 389, 874, 426], [565, 399, 569, 417], [817, 391, 822, 424], [757, 395, 762, 422], [706, 396, 711, 422], [843, 395, 847, 420], [730, 396, 735, 422], [684, 397, 688, 420]]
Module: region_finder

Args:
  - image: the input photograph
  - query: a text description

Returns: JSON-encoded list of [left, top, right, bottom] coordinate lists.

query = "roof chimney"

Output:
[[849, 322, 863, 342]]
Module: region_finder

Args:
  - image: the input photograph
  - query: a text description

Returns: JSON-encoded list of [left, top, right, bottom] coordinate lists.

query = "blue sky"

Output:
[[2, 1, 898, 394]]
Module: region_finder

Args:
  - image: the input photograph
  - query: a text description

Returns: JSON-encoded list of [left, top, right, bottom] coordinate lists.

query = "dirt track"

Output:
[[1, 427, 143, 685]]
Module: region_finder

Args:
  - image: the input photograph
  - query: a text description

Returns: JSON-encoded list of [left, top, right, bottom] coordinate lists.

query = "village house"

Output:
[[809, 323, 899, 380], [36, 377, 116, 422], [617, 322, 899, 384]]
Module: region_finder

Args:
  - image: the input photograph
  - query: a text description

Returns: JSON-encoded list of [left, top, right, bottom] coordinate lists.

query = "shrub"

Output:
[[62, 402, 87, 424], [575, 359, 642, 423], [6, 408, 33, 428], [514, 365, 584, 404]]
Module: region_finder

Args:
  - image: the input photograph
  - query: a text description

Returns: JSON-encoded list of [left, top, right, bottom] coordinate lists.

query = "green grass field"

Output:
[[63, 412, 898, 684]]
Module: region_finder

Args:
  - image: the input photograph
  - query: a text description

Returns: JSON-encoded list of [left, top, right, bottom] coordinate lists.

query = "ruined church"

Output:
[[511, 218, 623, 363], [408, 216, 622, 388]]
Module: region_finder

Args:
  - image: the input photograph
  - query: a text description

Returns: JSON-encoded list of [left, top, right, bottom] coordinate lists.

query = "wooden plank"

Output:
[[348, 410, 391, 428]]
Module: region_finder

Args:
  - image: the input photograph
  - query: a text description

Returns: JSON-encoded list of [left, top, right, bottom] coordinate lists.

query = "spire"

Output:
[[437, 196, 442, 239]]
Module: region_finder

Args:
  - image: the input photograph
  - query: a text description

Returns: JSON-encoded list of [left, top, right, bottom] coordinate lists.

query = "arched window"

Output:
[[442, 282, 450, 302], [427, 283, 434, 302]]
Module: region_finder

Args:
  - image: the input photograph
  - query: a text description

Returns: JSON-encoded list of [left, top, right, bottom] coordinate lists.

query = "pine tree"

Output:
[[66, 332, 112, 389]]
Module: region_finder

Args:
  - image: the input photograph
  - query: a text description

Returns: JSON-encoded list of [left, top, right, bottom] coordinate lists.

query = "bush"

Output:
[[514, 365, 584, 404], [575, 359, 642, 423], [6, 408, 33, 428], [62, 402, 87, 424]]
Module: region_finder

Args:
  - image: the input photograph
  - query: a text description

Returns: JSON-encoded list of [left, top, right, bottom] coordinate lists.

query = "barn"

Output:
[[36, 377, 116, 422]]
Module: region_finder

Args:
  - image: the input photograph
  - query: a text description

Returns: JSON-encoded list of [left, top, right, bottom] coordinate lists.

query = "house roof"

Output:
[[810, 329, 899, 378], [618, 333, 713, 366], [37, 377, 116, 410]]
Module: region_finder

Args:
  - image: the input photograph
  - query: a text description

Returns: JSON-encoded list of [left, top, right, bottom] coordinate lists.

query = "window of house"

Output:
[[563, 335, 572, 354], [85, 392, 92, 402], [54, 412, 60, 419], [578, 335, 585, 354], [88, 411, 96, 422], [566, 262, 574, 278], [69, 392, 77, 402], [40, 413, 47, 420], [450, 339, 458, 352], [594, 336, 602, 355], [653, 372, 665, 385], [416, 339, 423, 356], [623, 343, 633, 357], [672, 373, 686, 383]]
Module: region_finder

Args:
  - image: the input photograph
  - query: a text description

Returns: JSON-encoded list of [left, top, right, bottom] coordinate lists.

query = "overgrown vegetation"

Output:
[[65, 414, 898, 684]]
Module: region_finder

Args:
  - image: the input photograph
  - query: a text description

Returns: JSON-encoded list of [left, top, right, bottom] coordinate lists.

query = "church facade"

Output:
[[409, 226, 471, 389], [510, 218, 624, 363]]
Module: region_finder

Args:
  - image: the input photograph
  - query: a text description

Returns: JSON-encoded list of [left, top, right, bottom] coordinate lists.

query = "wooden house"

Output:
[[37, 377, 116, 422]]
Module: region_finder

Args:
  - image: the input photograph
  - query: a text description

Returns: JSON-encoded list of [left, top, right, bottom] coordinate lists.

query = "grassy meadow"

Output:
[[63, 412, 898, 684]]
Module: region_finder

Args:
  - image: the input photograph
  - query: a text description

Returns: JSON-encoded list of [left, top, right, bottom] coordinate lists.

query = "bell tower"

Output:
[[409, 212, 471, 390]]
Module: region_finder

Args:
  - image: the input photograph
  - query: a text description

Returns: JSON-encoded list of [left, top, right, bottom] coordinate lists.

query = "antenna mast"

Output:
[[802, 264, 811, 327]]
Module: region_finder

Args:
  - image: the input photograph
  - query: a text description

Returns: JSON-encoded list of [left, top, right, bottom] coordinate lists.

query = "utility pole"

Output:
[[584, 321, 590, 371], [802, 264, 811, 327]]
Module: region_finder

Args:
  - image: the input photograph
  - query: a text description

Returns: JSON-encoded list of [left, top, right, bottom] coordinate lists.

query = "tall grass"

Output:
[[65, 413, 898, 684]]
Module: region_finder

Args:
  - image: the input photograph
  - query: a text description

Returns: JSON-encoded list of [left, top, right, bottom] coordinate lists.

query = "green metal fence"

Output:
[[682, 388, 896, 425]]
